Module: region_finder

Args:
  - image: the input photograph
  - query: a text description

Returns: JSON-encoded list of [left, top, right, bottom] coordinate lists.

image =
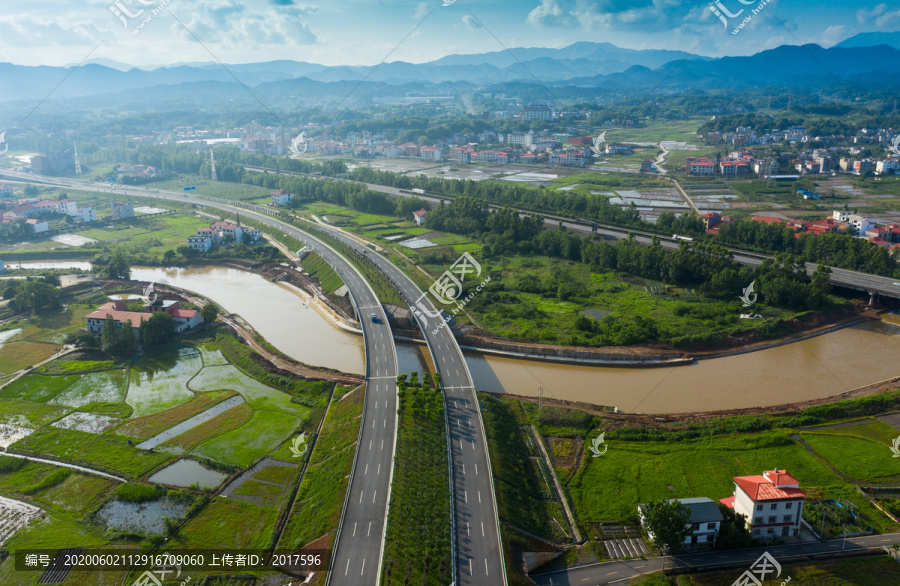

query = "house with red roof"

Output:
[[85, 300, 202, 336], [412, 209, 428, 226], [719, 469, 805, 539], [751, 216, 784, 226]]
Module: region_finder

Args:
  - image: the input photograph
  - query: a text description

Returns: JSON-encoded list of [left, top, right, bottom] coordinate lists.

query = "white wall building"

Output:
[[57, 199, 78, 217], [26, 219, 48, 233], [81, 207, 97, 223], [721, 469, 805, 539], [187, 234, 212, 252], [0, 185, 14, 198], [271, 191, 293, 206]]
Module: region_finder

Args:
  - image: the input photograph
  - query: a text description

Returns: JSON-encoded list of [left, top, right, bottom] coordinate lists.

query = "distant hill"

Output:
[[837, 32, 900, 50], [2, 42, 900, 105]]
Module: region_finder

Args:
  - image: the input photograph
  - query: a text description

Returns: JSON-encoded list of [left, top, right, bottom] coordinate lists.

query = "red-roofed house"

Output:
[[412, 209, 427, 226], [720, 469, 806, 539], [751, 216, 784, 226], [688, 157, 715, 175]]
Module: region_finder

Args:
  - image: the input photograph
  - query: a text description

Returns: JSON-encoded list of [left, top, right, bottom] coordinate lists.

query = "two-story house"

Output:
[[720, 469, 806, 539]]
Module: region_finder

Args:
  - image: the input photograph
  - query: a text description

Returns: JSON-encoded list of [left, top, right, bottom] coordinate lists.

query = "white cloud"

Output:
[[527, 0, 577, 28], [462, 14, 482, 32], [413, 2, 430, 21], [818, 25, 847, 48]]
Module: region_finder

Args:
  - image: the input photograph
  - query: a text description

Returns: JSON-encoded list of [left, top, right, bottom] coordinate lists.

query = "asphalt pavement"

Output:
[[532, 532, 900, 585]]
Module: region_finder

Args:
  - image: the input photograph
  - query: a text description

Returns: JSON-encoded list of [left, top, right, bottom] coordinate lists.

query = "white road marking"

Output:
[[360, 558, 366, 576], [475, 463, 478, 475], [364, 464, 368, 475], [352, 522, 357, 537], [345, 559, 350, 576], [485, 558, 489, 575], [462, 464, 465, 476], [478, 491, 482, 503], [368, 521, 372, 537], [359, 492, 363, 504], [464, 490, 467, 503], [373, 490, 377, 503], [466, 521, 470, 536], [481, 522, 485, 537], [378, 463, 381, 474], [369, 440, 372, 450]]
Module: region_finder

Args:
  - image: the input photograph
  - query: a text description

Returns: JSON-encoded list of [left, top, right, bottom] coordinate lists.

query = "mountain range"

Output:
[[2, 36, 900, 108]]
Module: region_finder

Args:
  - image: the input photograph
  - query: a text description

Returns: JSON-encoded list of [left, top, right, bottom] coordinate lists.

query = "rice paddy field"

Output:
[[0, 326, 329, 582]]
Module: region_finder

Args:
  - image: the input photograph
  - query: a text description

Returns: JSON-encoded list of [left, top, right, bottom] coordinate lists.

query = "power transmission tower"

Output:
[[210, 149, 217, 181]]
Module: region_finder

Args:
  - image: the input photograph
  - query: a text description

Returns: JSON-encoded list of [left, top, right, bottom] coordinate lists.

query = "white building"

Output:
[[877, 159, 900, 175], [832, 211, 874, 235], [0, 185, 14, 198], [26, 219, 48, 234], [57, 199, 78, 217], [111, 202, 135, 220], [412, 209, 427, 226], [81, 207, 97, 223], [271, 191, 293, 206], [169, 308, 203, 333], [639, 497, 723, 546], [720, 469, 805, 539], [187, 234, 212, 252], [420, 146, 442, 162]]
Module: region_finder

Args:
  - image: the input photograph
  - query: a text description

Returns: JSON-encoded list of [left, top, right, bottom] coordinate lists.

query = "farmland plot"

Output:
[[0, 495, 42, 546]]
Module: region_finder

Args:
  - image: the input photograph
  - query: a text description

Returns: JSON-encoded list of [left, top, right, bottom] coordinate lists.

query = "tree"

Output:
[[12, 281, 60, 314], [641, 499, 693, 554], [101, 316, 119, 354], [163, 249, 177, 264], [23, 185, 38, 196], [200, 303, 219, 324], [106, 247, 131, 280], [119, 319, 137, 354]]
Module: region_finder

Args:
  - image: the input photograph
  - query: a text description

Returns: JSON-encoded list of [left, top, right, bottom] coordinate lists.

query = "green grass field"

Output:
[[168, 497, 278, 549], [161, 402, 253, 452], [302, 251, 344, 294], [480, 394, 569, 542], [188, 363, 310, 418], [0, 399, 69, 426], [802, 431, 900, 482], [382, 383, 452, 586], [192, 409, 299, 467], [11, 427, 171, 478], [115, 390, 236, 439], [278, 387, 363, 550]]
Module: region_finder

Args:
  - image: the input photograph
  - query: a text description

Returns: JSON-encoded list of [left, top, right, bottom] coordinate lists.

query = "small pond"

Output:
[[148, 459, 229, 490], [96, 498, 188, 535]]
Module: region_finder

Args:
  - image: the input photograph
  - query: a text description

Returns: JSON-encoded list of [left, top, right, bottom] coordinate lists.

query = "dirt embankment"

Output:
[[110, 278, 364, 386]]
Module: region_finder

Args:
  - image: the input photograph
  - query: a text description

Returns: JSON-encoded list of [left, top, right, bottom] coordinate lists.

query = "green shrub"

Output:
[[0, 456, 27, 473], [21, 468, 70, 494], [115, 483, 166, 503]]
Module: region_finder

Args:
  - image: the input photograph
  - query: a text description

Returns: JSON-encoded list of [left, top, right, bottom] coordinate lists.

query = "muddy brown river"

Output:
[[131, 266, 900, 414]]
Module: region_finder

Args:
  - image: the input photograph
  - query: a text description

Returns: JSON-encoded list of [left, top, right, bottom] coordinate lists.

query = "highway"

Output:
[[303, 221, 507, 585], [1, 169, 506, 584], [0, 171, 400, 585], [532, 532, 900, 585]]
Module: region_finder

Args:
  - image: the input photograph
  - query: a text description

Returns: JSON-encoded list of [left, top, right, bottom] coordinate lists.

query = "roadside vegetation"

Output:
[[277, 385, 363, 552], [381, 374, 451, 586], [481, 390, 900, 578]]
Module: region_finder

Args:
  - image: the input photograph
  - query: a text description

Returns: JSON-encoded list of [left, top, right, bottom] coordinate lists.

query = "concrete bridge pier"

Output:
[[870, 291, 878, 306]]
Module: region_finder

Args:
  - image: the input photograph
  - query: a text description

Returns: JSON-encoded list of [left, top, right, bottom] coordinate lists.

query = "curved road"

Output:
[[4, 169, 509, 585], [301, 221, 507, 585], [0, 171, 399, 585]]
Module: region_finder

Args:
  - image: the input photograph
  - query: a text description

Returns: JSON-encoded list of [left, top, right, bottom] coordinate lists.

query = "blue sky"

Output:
[[0, 1, 897, 68]]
